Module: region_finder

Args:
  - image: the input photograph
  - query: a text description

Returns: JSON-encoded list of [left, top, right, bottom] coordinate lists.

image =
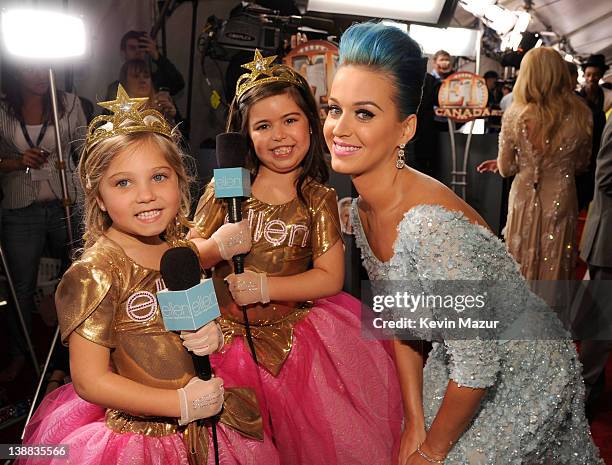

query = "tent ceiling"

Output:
[[453, 0, 612, 72]]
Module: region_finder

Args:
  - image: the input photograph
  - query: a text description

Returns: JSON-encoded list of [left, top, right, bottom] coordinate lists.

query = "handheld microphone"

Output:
[[213, 132, 259, 365], [213, 132, 251, 274], [159, 247, 221, 381]]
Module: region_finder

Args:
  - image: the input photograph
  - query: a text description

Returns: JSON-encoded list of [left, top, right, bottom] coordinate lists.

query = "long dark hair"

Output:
[[226, 66, 329, 205], [0, 60, 66, 122]]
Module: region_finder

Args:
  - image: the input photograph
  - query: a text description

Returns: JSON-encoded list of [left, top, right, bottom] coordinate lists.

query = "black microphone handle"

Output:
[[225, 197, 245, 275], [192, 354, 213, 381], [226, 197, 242, 222], [224, 196, 257, 364]]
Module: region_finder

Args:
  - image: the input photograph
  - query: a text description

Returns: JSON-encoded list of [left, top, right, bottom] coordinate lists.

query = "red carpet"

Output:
[[590, 357, 612, 463]]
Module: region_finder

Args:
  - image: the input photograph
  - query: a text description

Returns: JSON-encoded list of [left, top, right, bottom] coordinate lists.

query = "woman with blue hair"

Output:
[[324, 22, 602, 465]]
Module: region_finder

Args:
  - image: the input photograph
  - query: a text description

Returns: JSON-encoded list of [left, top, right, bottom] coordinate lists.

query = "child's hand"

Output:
[[225, 270, 270, 306], [180, 321, 224, 355], [211, 220, 252, 260], [177, 376, 224, 425]]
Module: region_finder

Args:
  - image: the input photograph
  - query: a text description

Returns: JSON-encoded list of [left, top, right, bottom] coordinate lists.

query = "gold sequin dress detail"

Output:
[[21, 236, 279, 465], [193, 179, 403, 465], [497, 105, 593, 280]]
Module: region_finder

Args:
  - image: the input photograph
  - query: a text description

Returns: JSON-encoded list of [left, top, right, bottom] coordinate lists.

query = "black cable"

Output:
[[185, 0, 198, 133]]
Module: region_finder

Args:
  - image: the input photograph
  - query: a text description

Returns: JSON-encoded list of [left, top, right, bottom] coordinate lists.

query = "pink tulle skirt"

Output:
[[21, 292, 401, 465], [20, 383, 280, 465], [210, 292, 403, 465]]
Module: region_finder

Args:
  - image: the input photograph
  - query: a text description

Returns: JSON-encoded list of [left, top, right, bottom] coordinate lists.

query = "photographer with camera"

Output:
[[105, 30, 185, 100]]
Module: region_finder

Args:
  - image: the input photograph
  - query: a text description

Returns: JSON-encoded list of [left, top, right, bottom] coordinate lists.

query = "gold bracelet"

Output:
[[416, 443, 445, 464]]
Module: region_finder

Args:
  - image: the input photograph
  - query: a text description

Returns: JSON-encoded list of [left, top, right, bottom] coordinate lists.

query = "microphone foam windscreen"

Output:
[[160, 247, 201, 290], [216, 132, 248, 168]]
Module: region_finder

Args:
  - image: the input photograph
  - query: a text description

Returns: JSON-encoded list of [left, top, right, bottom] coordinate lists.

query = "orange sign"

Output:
[[436, 71, 502, 122]]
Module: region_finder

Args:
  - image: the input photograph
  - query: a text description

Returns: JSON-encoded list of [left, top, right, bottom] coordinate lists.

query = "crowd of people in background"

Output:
[[0, 22, 610, 461]]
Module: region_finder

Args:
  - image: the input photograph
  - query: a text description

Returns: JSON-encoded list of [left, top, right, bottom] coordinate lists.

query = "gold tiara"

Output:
[[235, 49, 302, 101], [85, 84, 173, 153]]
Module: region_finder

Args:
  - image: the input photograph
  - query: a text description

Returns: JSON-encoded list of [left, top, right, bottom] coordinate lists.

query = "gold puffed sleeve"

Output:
[[310, 185, 343, 259], [193, 181, 227, 239], [55, 261, 116, 348]]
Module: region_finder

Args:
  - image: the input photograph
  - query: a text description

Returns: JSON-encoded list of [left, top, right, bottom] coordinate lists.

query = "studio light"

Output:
[[458, 0, 496, 17], [305, 0, 453, 25], [410, 24, 479, 57], [1, 9, 86, 60], [483, 5, 517, 35], [381, 20, 408, 34]]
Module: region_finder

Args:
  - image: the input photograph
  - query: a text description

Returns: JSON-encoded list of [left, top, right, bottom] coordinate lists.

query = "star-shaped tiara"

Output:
[[84, 84, 173, 153], [235, 49, 302, 101]]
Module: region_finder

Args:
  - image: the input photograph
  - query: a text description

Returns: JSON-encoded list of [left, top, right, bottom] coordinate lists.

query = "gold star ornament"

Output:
[[235, 49, 302, 101], [85, 84, 173, 153], [241, 49, 278, 80], [97, 84, 149, 125]]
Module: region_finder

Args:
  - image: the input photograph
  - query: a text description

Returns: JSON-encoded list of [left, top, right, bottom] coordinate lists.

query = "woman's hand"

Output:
[[180, 321, 223, 356], [225, 270, 270, 306], [22, 147, 49, 170], [397, 426, 427, 465], [476, 159, 498, 173], [403, 442, 447, 465]]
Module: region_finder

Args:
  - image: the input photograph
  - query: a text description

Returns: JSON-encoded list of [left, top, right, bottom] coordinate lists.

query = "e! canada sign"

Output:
[[436, 71, 503, 122]]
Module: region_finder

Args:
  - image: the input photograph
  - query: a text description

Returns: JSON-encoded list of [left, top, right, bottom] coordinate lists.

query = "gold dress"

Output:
[[22, 236, 266, 465], [194, 179, 342, 374], [194, 179, 403, 465], [497, 105, 593, 280]]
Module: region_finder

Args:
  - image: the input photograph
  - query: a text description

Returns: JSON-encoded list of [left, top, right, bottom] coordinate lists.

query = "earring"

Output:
[[396, 143, 406, 169], [309, 127, 313, 135]]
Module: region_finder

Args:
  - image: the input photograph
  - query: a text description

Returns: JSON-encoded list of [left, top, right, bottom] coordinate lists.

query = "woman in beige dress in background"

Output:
[[478, 47, 592, 280]]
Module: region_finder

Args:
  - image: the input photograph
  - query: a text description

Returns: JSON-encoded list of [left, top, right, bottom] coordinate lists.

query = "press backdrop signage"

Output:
[[436, 71, 503, 122]]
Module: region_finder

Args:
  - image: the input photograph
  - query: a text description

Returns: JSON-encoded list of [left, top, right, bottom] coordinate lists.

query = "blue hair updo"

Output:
[[338, 22, 427, 120]]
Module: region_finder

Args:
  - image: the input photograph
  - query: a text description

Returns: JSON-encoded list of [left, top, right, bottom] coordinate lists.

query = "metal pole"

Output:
[[448, 119, 458, 194], [460, 24, 484, 199], [186, 0, 199, 136], [21, 327, 59, 439], [0, 245, 40, 376], [48, 68, 74, 247]]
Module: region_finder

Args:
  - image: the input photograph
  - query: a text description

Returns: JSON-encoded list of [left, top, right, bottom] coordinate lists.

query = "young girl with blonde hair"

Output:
[[21, 85, 278, 465]]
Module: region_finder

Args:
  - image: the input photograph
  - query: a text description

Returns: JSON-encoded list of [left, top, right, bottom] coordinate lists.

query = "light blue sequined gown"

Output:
[[352, 202, 603, 465]]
